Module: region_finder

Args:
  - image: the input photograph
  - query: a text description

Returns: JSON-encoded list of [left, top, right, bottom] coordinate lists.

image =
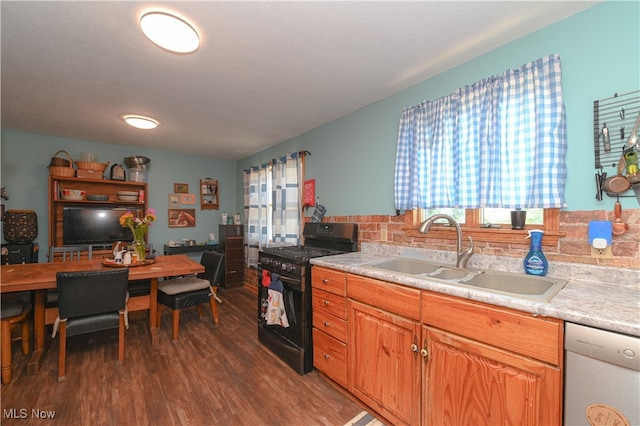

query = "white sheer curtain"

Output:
[[395, 54, 567, 210], [244, 152, 304, 267]]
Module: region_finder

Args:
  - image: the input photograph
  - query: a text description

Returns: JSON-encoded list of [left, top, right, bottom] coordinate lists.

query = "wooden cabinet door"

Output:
[[423, 326, 561, 426], [348, 299, 421, 426]]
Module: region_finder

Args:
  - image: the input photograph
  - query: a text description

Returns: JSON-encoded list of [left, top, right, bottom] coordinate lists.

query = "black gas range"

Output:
[[257, 222, 358, 374]]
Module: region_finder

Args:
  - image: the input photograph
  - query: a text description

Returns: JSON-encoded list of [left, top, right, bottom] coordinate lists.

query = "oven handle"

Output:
[[278, 274, 300, 285], [258, 266, 300, 285]]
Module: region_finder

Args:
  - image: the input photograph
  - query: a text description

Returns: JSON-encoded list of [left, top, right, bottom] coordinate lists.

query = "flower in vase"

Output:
[[119, 208, 156, 242]]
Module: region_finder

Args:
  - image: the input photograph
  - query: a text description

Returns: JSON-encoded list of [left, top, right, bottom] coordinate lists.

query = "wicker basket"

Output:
[[48, 150, 75, 177], [75, 160, 109, 172]]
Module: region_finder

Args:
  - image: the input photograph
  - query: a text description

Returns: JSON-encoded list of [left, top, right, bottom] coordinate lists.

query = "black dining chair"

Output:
[[46, 245, 93, 326], [52, 268, 129, 382], [157, 251, 224, 341]]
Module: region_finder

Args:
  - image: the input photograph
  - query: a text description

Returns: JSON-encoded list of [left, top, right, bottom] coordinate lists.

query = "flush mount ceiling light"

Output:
[[123, 115, 159, 130], [140, 11, 200, 54]]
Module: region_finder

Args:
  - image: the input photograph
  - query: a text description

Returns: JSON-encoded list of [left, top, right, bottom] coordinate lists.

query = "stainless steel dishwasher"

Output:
[[564, 322, 640, 425]]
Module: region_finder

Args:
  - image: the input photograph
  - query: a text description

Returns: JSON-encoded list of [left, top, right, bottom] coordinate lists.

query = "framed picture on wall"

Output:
[[168, 208, 196, 228], [181, 194, 196, 205], [174, 183, 189, 193], [168, 194, 180, 207]]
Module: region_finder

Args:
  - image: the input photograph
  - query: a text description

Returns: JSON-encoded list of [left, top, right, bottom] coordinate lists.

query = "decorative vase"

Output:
[[133, 240, 146, 262]]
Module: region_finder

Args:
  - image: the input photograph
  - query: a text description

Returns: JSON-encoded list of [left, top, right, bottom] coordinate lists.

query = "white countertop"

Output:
[[310, 247, 640, 337]]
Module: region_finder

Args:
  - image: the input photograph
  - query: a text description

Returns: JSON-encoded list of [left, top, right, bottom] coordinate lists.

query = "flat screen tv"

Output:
[[62, 206, 141, 245]]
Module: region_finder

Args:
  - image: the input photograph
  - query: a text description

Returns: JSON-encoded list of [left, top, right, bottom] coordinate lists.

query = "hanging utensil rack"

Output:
[[593, 89, 640, 199]]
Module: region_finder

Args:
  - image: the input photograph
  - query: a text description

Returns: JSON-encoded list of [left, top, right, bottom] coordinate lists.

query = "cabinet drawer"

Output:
[[226, 259, 244, 272], [225, 247, 244, 258], [312, 267, 346, 296], [312, 288, 347, 320], [347, 274, 421, 321], [313, 329, 347, 388], [225, 238, 243, 249], [422, 291, 562, 365], [313, 308, 347, 342]]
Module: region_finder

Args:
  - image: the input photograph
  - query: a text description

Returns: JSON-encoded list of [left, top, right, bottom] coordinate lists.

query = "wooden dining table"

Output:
[[0, 254, 204, 374]]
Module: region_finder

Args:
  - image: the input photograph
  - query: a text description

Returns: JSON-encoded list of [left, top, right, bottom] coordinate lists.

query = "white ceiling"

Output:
[[1, 1, 598, 160]]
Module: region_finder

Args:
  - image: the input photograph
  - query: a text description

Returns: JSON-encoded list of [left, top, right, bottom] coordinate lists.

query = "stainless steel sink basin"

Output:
[[457, 272, 567, 301], [367, 258, 443, 275], [363, 257, 567, 302]]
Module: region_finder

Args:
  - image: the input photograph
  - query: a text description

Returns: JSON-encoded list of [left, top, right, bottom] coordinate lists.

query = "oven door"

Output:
[[258, 266, 306, 348]]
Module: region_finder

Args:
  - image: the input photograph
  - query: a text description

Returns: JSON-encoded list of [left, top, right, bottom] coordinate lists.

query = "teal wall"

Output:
[[0, 131, 236, 254], [2, 1, 639, 254], [237, 1, 640, 216]]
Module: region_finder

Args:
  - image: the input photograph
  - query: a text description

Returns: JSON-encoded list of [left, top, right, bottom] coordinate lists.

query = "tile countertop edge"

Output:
[[310, 252, 640, 338]]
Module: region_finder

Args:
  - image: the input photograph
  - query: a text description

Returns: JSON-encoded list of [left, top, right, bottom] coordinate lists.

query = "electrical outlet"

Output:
[[591, 246, 612, 259], [380, 225, 388, 242]]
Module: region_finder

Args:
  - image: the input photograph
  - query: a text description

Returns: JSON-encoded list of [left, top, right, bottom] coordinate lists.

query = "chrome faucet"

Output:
[[419, 214, 474, 269]]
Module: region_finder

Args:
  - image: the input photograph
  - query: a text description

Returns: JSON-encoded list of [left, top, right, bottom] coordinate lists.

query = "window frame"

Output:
[[404, 208, 562, 248]]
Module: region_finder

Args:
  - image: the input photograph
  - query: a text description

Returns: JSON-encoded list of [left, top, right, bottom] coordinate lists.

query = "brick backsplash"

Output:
[[242, 208, 639, 287], [321, 209, 640, 269]]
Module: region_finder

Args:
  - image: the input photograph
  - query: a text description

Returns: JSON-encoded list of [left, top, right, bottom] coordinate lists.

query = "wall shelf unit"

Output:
[[200, 179, 219, 210], [48, 176, 148, 260]]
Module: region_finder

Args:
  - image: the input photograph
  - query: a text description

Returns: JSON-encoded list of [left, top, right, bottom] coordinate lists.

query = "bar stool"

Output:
[[1, 292, 32, 384]]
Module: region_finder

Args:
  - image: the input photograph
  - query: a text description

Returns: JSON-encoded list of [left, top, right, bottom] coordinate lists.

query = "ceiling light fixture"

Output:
[[140, 11, 200, 54], [123, 115, 159, 130]]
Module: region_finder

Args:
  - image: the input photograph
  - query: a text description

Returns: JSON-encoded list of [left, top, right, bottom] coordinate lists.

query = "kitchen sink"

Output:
[[366, 258, 443, 275], [363, 257, 568, 302], [457, 271, 567, 301], [428, 268, 473, 280]]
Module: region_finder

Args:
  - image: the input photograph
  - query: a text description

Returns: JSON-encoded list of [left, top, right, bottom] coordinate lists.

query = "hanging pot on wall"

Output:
[[612, 199, 629, 236], [602, 175, 631, 195]]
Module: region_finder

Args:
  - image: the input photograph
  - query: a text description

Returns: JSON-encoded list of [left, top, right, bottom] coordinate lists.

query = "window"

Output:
[[395, 55, 567, 213], [419, 208, 543, 228], [243, 152, 306, 267], [397, 56, 566, 247]]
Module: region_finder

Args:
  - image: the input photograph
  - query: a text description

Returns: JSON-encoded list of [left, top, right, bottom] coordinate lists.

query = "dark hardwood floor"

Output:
[[1, 285, 365, 425]]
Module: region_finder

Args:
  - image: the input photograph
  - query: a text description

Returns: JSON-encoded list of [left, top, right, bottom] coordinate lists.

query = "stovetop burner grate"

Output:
[[260, 245, 345, 263]]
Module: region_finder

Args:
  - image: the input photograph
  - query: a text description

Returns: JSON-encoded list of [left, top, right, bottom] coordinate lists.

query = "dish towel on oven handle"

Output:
[[266, 273, 289, 327]]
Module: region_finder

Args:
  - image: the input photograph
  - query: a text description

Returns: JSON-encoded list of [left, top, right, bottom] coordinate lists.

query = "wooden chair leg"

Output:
[[1, 320, 12, 385], [20, 320, 31, 355], [58, 322, 67, 382], [171, 310, 180, 342], [210, 295, 219, 325], [156, 304, 162, 329], [117, 314, 125, 364], [196, 306, 204, 319]]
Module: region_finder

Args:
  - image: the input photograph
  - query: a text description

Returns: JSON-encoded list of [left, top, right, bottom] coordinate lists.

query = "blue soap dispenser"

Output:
[[524, 229, 548, 276]]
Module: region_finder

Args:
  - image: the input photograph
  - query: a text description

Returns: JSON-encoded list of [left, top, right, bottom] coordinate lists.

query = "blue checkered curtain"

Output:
[[272, 152, 302, 245], [243, 164, 270, 268], [395, 54, 567, 210]]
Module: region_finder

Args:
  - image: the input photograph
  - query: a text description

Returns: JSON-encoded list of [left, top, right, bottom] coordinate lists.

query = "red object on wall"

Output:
[[304, 179, 315, 208]]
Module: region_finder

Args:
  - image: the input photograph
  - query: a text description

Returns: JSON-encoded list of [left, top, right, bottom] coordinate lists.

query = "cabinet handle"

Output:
[[324, 321, 330, 327], [323, 300, 329, 306], [422, 338, 429, 362], [410, 343, 418, 353], [324, 354, 330, 360], [322, 278, 329, 284]]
